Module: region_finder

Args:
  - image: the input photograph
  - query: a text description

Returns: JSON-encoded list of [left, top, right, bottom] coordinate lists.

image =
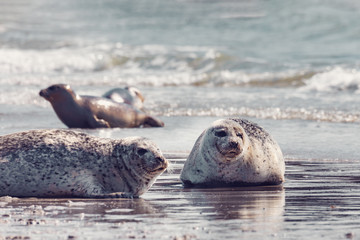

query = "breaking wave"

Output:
[[1, 43, 359, 94], [301, 67, 360, 93], [0, 43, 314, 88]]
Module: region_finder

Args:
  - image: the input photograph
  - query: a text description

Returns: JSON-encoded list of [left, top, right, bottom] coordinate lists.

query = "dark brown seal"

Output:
[[39, 84, 164, 128], [0, 129, 168, 198]]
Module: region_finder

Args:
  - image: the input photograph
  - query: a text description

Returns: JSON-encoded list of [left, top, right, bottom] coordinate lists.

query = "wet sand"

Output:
[[0, 155, 359, 240]]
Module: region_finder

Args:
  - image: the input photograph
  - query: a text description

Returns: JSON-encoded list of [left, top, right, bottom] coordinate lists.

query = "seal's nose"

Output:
[[156, 156, 168, 168], [39, 89, 46, 97], [229, 141, 239, 149], [156, 157, 166, 164]]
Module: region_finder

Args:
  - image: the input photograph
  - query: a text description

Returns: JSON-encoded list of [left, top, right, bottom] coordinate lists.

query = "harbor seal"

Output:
[[102, 86, 145, 110], [0, 129, 168, 198], [180, 118, 285, 186], [39, 84, 164, 128]]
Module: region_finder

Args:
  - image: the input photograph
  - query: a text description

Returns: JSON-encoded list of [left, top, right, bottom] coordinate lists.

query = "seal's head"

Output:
[[202, 119, 247, 162], [125, 86, 145, 103], [115, 137, 168, 177], [39, 84, 77, 103]]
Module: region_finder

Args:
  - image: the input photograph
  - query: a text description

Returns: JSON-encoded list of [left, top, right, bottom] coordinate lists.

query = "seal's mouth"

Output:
[[152, 166, 166, 172], [226, 151, 240, 158], [149, 166, 167, 173]]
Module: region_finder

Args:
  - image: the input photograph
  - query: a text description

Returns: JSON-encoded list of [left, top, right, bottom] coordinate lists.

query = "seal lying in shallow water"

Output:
[[39, 84, 164, 128], [102, 86, 145, 110], [180, 118, 285, 186], [0, 129, 168, 198]]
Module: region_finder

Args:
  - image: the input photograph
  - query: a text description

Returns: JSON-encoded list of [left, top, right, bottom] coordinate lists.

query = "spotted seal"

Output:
[[180, 118, 285, 186], [0, 129, 168, 198], [102, 86, 145, 110], [39, 84, 164, 128]]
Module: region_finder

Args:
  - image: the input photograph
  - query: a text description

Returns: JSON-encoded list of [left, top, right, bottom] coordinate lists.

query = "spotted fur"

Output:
[[0, 129, 168, 198], [180, 118, 285, 186]]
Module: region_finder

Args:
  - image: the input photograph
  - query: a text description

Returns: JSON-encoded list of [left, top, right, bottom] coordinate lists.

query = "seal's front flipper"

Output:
[[143, 116, 164, 128], [88, 115, 110, 128]]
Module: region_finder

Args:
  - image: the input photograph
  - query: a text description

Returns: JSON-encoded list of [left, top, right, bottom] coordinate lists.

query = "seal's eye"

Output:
[[215, 130, 227, 137], [137, 148, 148, 156], [236, 133, 243, 139], [48, 86, 58, 91]]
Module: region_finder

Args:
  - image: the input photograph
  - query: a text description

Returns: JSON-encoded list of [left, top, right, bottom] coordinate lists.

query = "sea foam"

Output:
[[301, 67, 360, 93]]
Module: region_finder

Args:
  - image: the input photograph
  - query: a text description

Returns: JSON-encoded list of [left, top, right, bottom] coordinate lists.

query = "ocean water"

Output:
[[1, 0, 359, 160], [1, 0, 360, 239]]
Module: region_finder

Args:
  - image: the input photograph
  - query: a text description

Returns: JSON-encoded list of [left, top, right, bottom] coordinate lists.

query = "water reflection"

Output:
[[0, 197, 161, 224], [186, 186, 284, 219]]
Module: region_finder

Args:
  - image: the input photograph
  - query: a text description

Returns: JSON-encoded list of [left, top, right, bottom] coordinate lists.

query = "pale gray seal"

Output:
[[102, 86, 145, 110], [0, 129, 168, 198], [39, 84, 164, 128], [180, 118, 285, 186]]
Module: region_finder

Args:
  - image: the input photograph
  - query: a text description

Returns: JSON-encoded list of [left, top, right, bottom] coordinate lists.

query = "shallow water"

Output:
[[0, 157, 359, 240]]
